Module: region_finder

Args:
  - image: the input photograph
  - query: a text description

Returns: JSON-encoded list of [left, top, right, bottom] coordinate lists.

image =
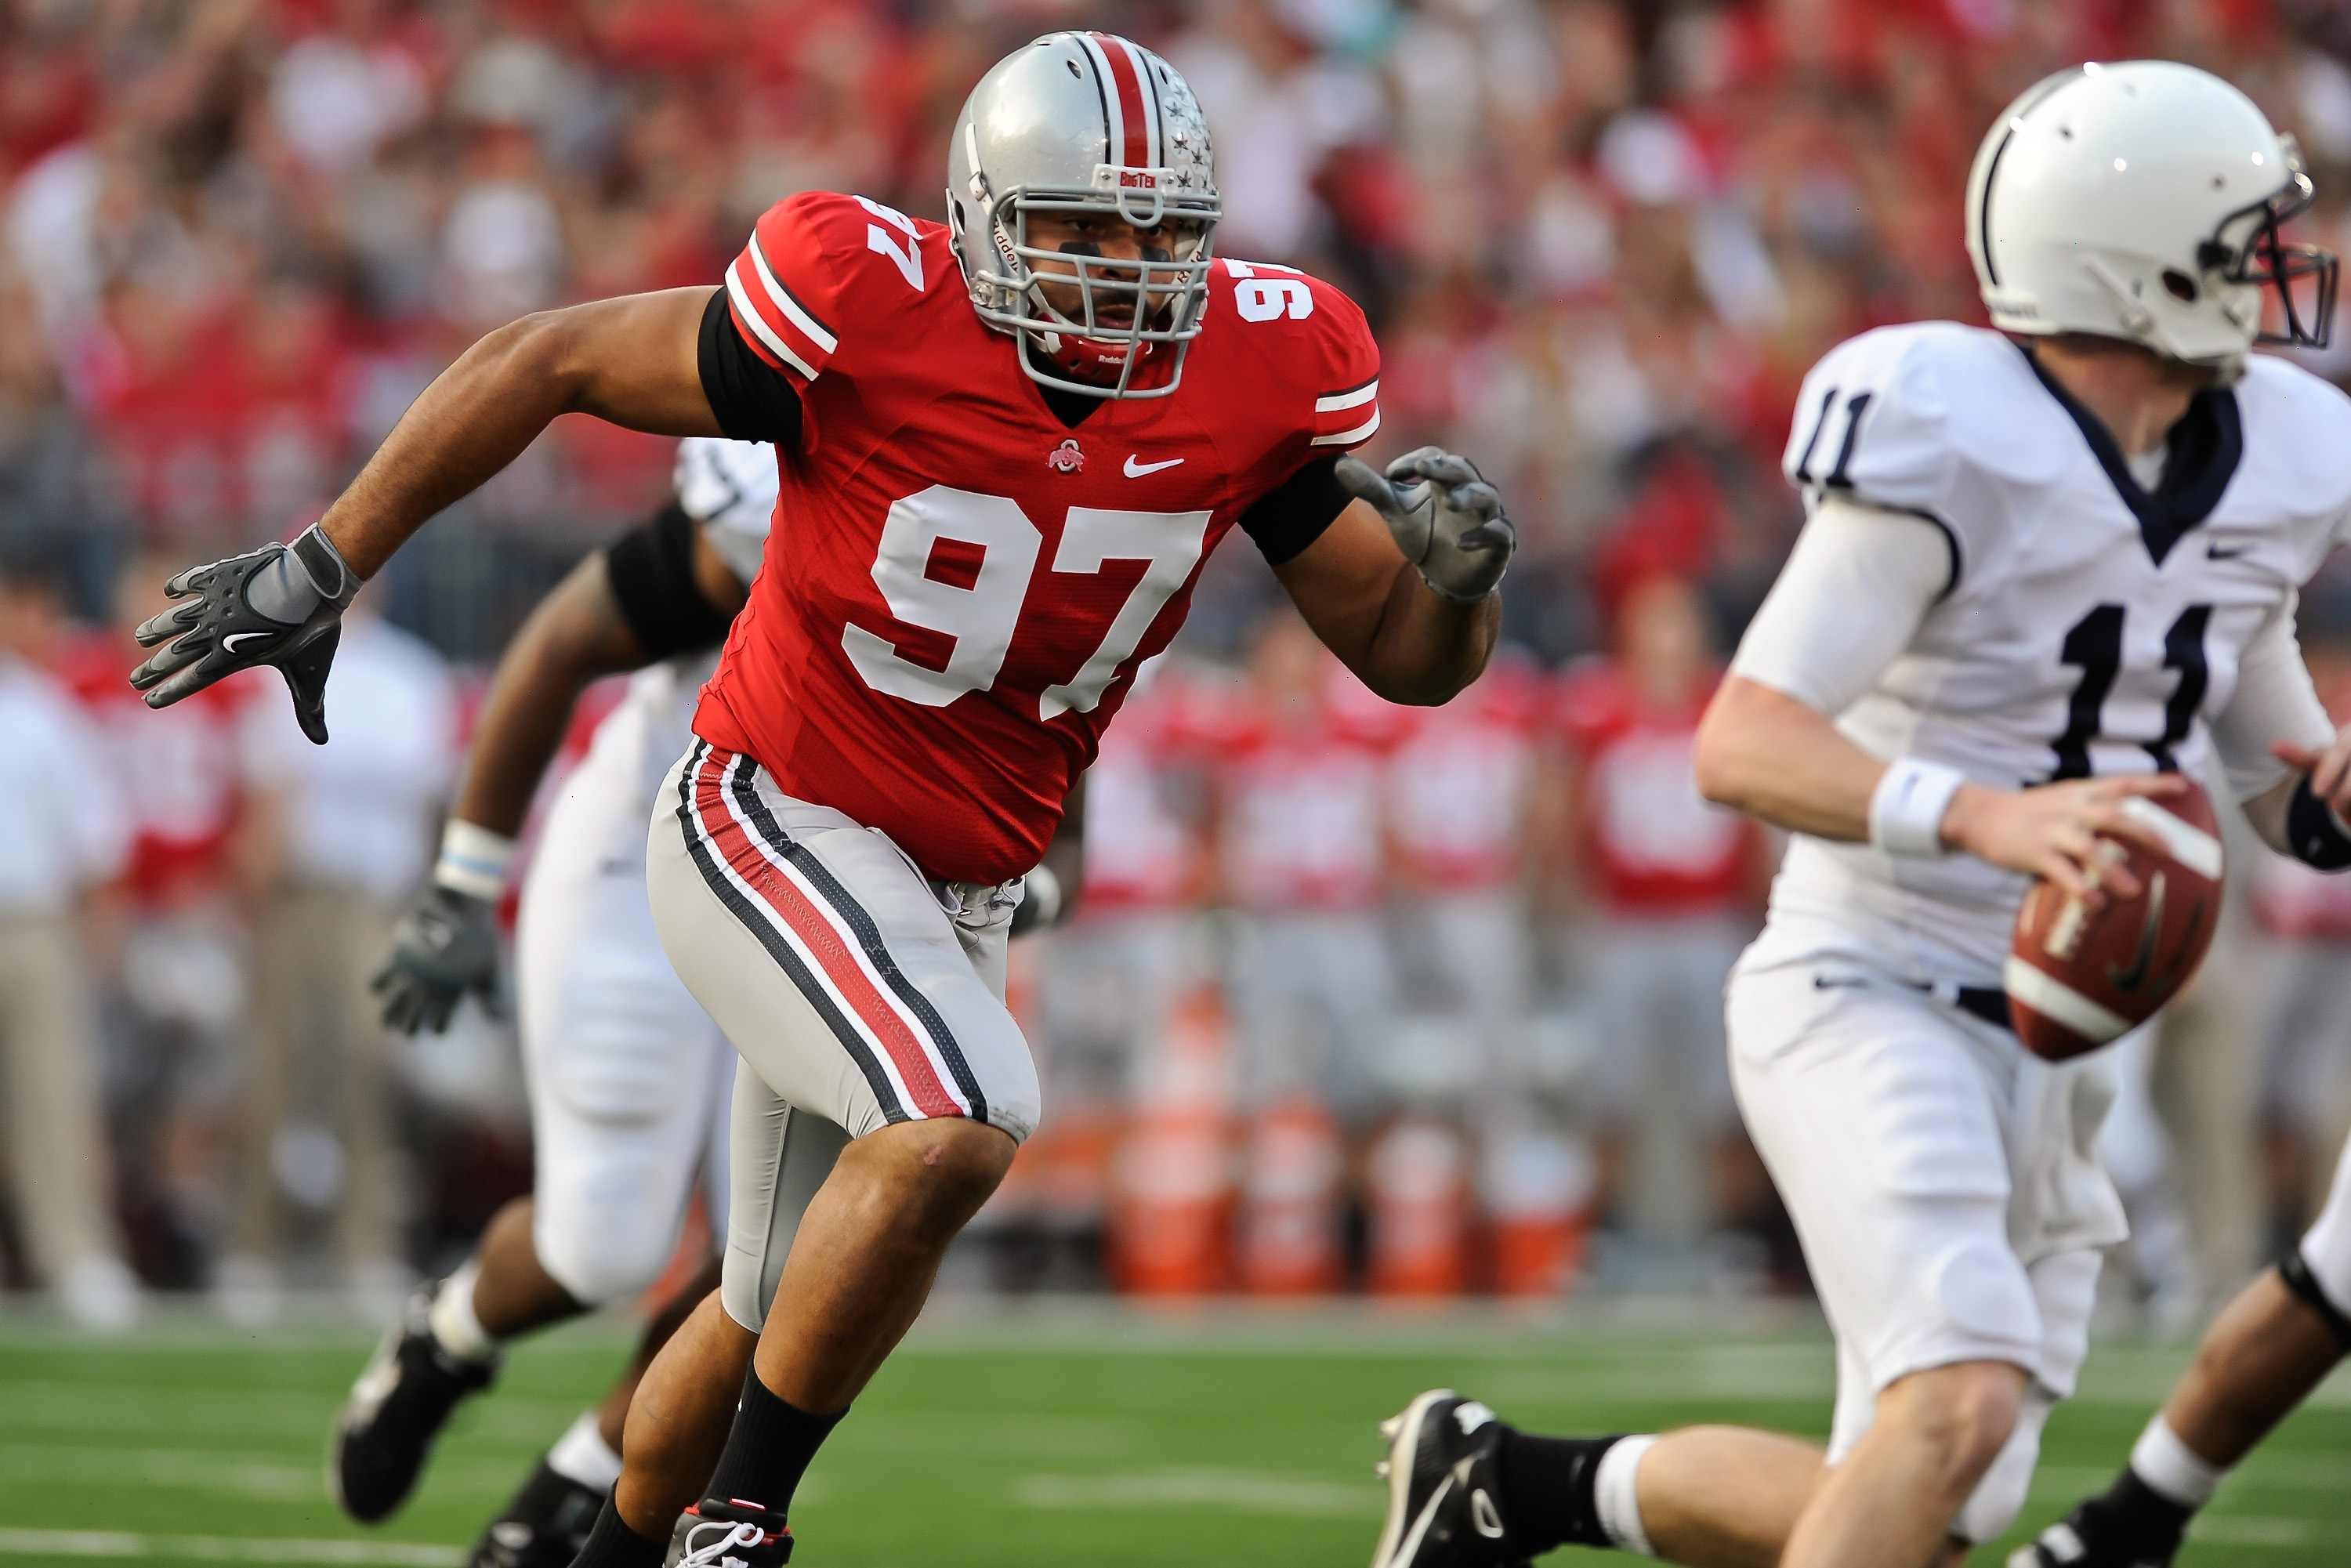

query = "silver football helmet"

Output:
[[947, 32, 1220, 400], [1967, 60, 2338, 370]]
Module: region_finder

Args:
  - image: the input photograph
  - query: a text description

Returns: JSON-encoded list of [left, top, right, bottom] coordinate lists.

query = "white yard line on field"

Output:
[[0, 1530, 461, 1564]]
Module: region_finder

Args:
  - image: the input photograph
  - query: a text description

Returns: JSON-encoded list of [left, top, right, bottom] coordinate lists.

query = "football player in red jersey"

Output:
[[129, 32, 1511, 1567]]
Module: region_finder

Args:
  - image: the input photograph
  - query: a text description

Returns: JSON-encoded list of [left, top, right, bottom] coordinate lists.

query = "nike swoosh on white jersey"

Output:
[[1124, 455, 1184, 477], [222, 632, 274, 652]]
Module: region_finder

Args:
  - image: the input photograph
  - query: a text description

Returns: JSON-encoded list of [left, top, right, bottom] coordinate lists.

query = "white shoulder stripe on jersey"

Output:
[[748, 235, 839, 353], [2003, 958, 2131, 1045], [1316, 380, 1378, 414], [1311, 407, 1382, 447], [2117, 795, 2225, 879], [726, 265, 820, 381]]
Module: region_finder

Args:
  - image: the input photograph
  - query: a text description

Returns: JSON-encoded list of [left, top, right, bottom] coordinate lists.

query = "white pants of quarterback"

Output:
[[515, 735, 739, 1307], [1727, 959, 2128, 1544], [647, 743, 1041, 1333]]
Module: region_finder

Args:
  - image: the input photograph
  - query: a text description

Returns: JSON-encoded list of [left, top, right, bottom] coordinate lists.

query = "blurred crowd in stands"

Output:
[[5, 0, 2351, 1324]]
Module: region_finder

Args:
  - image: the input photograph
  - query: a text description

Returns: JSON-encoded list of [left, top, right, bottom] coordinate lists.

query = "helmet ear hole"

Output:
[[2162, 269, 2199, 302]]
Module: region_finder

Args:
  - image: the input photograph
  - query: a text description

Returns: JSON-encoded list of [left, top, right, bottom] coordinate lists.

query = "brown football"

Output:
[[2006, 778, 2224, 1062]]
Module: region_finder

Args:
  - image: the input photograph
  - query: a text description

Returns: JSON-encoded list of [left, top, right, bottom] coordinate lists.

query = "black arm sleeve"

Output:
[[697, 288, 806, 447], [606, 504, 735, 659], [1238, 454, 1351, 567]]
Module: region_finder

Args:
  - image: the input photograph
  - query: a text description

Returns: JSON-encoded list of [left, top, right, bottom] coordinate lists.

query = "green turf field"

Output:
[[1, 1307, 2344, 1566]]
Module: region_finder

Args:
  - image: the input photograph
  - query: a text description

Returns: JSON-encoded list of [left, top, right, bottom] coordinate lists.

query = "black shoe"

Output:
[[666, 1500, 793, 1566], [468, 1457, 606, 1567], [2009, 1497, 2185, 1568], [1369, 1390, 1522, 1568], [329, 1282, 499, 1523]]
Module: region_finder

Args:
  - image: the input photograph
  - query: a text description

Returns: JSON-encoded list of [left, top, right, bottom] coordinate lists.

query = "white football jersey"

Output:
[[1746, 321, 2351, 982], [586, 437, 778, 811]]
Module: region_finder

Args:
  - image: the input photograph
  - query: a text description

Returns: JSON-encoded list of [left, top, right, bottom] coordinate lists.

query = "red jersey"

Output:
[[1386, 659, 1540, 893], [1554, 660, 1749, 917], [1075, 672, 1208, 916], [55, 634, 254, 909], [697, 190, 1382, 883], [1213, 691, 1386, 914]]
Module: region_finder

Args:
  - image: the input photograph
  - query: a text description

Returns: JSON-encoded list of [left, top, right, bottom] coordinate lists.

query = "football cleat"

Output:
[[1369, 1390, 1522, 1568], [667, 1499, 793, 1566], [2007, 1499, 2183, 1568], [465, 1457, 604, 1567], [329, 1283, 499, 1522]]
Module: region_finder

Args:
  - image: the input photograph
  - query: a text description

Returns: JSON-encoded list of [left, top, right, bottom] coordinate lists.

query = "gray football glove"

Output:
[[1336, 447, 1515, 604], [129, 523, 360, 744], [372, 885, 502, 1034]]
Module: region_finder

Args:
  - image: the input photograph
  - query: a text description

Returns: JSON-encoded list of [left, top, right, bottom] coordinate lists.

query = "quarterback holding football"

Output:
[[131, 31, 1510, 1568], [1372, 60, 2351, 1568]]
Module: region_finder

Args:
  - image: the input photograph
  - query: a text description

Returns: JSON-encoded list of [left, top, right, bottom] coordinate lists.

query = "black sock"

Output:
[[2092, 1466, 2197, 1548], [573, 1492, 666, 1568], [1495, 1428, 1625, 1554], [701, 1366, 845, 1517]]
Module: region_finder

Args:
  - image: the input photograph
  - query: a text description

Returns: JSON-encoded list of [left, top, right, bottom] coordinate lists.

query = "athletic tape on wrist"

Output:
[[435, 820, 516, 901], [1869, 758, 1966, 859], [2286, 774, 2351, 871]]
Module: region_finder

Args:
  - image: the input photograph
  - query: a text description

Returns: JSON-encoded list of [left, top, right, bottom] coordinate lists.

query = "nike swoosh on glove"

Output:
[[129, 523, 360, 744], [372, 886, 503, 1035], [1336, 447, 1516, 604]]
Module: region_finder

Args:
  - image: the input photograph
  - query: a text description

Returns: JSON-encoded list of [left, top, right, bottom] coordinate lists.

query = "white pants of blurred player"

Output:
[[1226, 908, 1395, 1125], [516, 737, 737, 1307], [2256, 936, 2351, 1213], [1388, 890, 1533, 1114], [1726, 960, 2126, 1544], [1582, 914, 1746, 1239], [1041, 910, 1190, 1109], [646, 744, 1037, 1332]]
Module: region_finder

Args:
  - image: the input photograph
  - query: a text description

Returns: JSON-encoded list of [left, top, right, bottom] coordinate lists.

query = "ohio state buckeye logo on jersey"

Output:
[[1047, 438, 1085, 473]]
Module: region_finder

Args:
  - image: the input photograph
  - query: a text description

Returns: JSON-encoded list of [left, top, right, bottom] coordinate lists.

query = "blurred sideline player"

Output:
[[1215, 611, 1396, 1126], [1374, 62, 2351, 1568], [1550, 570, 1762, 1250], [132, 31, 1511, 1568], [1382, 650, 1540, 1138], [2019, 642, 2351, 1566], [56, 553, 260, 1291], [328, 437, 849, 1567]]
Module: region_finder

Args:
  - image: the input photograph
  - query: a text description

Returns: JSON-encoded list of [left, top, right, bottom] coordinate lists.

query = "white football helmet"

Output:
[[672, 436, 776, 584], [1966, 60, 2337, 369], [947, 33, 1219, 400]]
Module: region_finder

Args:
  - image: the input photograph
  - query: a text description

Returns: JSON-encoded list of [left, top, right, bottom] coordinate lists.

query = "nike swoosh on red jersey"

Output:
[[1124, 455, 1184, 476]]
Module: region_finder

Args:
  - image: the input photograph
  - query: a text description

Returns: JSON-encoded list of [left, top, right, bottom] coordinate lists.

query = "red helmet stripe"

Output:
[[1090, 32, 1154, 169]]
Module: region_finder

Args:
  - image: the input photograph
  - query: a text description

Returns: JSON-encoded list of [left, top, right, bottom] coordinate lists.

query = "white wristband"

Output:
[[1868, 759, 1965, 859], [435, 820, 516, 901]]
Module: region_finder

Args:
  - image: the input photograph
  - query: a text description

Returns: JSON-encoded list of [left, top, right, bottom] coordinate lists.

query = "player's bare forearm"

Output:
[[454, 552, 649, 838], [1276, 501, 1497, 705], [1695, 675, 1885, 841], [1700, 672, 2184, 900], [320, 289, 723, 577]]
